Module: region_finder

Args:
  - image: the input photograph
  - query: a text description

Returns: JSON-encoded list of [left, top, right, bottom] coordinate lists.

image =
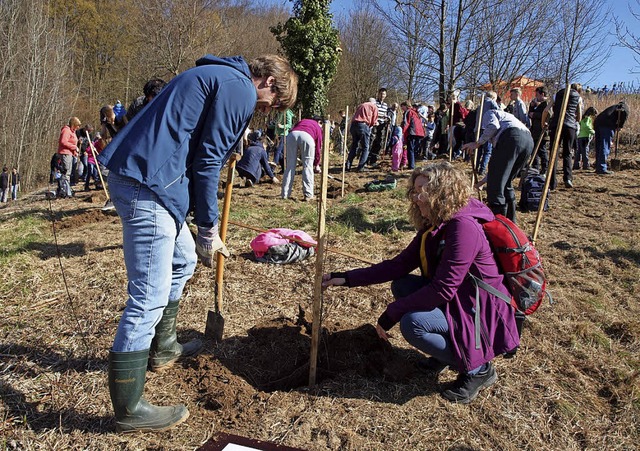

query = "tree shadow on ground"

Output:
[[585, 245, 640, 267], [204, 321, 440, 405], [552, 240, 640, 267], [0, 343, 104, 374], [0, 382, 113, 434], [334, 206, 412, 234], [5, 201, 104, 223], [23, 241, 87, 260], [0, 343, 110, 434]]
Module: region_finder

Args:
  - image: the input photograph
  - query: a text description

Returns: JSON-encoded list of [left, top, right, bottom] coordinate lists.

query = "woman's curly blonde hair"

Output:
[[406, 161, 472, 229]]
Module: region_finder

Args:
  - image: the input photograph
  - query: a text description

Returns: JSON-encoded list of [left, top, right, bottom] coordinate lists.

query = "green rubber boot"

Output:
[[149, 301, 202, 371], [108, 349, 189, 433]]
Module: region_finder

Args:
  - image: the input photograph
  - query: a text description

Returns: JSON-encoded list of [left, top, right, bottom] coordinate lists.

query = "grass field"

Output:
[[1, 148, 639, 450]]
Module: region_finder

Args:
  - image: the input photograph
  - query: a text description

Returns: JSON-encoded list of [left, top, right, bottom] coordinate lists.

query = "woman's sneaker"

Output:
[[441, 362, 497, 404]]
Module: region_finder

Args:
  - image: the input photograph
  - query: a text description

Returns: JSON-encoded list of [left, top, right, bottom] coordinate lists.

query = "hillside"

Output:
[[1, 154, 639, 450]]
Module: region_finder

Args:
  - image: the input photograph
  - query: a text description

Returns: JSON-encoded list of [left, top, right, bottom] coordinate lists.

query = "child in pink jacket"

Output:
[[390, 125, 405, 171]]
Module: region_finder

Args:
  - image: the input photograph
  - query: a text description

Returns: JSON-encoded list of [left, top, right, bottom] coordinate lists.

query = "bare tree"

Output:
[[548, 0, 611, 87], [0, 0, 75, 187], [615, 0, 640, 72], [129, 0, 227, 78], [368, 0, 434, 101], [475, 0, 555, 90], [370, 0, 487, 104], [219, 0, 289, 58], [333, 4, 392, 107]]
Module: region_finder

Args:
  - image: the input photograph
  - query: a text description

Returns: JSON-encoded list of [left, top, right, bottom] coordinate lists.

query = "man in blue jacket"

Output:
[[98, 54, 297, 433]]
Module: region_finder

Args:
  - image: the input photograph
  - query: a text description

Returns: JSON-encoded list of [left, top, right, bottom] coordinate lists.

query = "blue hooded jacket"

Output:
[[98, 55, 256, 230]]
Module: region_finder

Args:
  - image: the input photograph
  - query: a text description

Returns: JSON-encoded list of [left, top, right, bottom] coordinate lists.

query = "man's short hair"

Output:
[[535, 86, 548, 96], [378, 87, 387, 92], [510, 87, 522, 95], [248, 55, 299, 111], [143, 79, 166, 98]]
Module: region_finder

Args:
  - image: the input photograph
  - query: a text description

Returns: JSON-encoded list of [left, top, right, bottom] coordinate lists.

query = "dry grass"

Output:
[[1, 151, 639, 450], [583, 93, 640, 147]]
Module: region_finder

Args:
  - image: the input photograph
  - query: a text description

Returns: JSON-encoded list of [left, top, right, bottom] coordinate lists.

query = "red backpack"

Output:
[[469, 215, 552, 315]]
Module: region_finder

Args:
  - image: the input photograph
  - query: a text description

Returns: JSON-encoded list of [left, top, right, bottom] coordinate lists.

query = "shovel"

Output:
[[85, 131, 115, 211], [205, 156, 237, 342], [610, 110, 622, 171]]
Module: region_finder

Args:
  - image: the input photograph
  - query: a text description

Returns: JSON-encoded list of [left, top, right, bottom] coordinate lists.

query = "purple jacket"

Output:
[[347, 198, 520, 372], [291, 119, 322, 154]]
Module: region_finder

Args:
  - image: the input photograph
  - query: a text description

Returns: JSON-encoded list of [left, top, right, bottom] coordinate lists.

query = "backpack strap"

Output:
[[418, 226, 435, 277], [467, 272, 512, 350], [493, 243, 531, 254], [468, 273, 512, 304]]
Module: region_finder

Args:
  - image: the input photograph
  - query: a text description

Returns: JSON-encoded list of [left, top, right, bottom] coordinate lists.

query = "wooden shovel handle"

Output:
[[215, 158, 237, 294]]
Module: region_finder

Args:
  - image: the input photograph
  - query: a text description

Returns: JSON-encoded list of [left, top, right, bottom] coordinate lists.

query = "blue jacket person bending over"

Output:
[[98, 54, 297, 434]]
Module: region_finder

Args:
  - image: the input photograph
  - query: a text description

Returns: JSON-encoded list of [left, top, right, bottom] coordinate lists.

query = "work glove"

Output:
[[196, 225, 230, 267]]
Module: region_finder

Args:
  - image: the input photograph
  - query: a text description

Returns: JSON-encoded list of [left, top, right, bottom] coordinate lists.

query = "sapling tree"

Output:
[[271, 0, 341, 117]]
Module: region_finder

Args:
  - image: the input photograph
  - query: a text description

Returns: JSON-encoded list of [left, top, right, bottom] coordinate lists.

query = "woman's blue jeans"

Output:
[[393, 274, 482, 374], [108, 173, 197, 352]]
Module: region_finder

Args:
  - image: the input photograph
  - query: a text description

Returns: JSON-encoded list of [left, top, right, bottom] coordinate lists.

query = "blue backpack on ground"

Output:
[[519, 169, 549, 212]]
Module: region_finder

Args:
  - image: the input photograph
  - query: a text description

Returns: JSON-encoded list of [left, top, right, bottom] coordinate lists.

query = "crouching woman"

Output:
[[323, 162, 519, 403]]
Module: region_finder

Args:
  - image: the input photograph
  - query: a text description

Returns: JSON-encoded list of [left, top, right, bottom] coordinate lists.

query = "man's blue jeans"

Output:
[[595, 126, 615, 173], [406, 136, 421, 169], [108, 173, 197, 352], [477, 142, 492, 175], [392, 274, 482, 374], [273, 136, 285, 169], [347, 121, 371, 171]]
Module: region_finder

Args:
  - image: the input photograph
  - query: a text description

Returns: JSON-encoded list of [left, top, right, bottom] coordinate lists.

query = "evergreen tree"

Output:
[[271, 0, 341, 117]]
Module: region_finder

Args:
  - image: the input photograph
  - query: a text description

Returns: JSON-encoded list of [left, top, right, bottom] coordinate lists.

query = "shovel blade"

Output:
[[205, 310, 225, 343], [611, 159, 621, 171]]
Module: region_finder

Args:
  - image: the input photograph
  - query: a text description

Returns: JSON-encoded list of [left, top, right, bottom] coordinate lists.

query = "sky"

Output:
[[264, 0, 640, 89]]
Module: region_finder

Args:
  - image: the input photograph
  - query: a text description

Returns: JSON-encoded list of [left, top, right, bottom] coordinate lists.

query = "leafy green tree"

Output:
[[271, 0, 341, 117]]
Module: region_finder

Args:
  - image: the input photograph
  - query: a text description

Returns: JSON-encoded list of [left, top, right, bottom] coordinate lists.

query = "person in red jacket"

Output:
[[401, 101, 426, 169], [57, 117, 81, 197]]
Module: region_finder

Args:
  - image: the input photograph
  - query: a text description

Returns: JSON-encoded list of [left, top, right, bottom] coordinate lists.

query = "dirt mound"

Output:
[[81, 191, 109, 204], [56, 209, 117, 229], [213, 309, 416, 392], [620, 158, 640, 170]]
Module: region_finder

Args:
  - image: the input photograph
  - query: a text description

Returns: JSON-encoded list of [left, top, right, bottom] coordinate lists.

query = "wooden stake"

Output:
[[280, 112, 287, 173], [471, 94, 485, 193], [309, 120, 331, 386], [341, 106, 349, 198], [448, 97, 455, 162], [532, 84, 571, 244], [527, 130, 546, 168]]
